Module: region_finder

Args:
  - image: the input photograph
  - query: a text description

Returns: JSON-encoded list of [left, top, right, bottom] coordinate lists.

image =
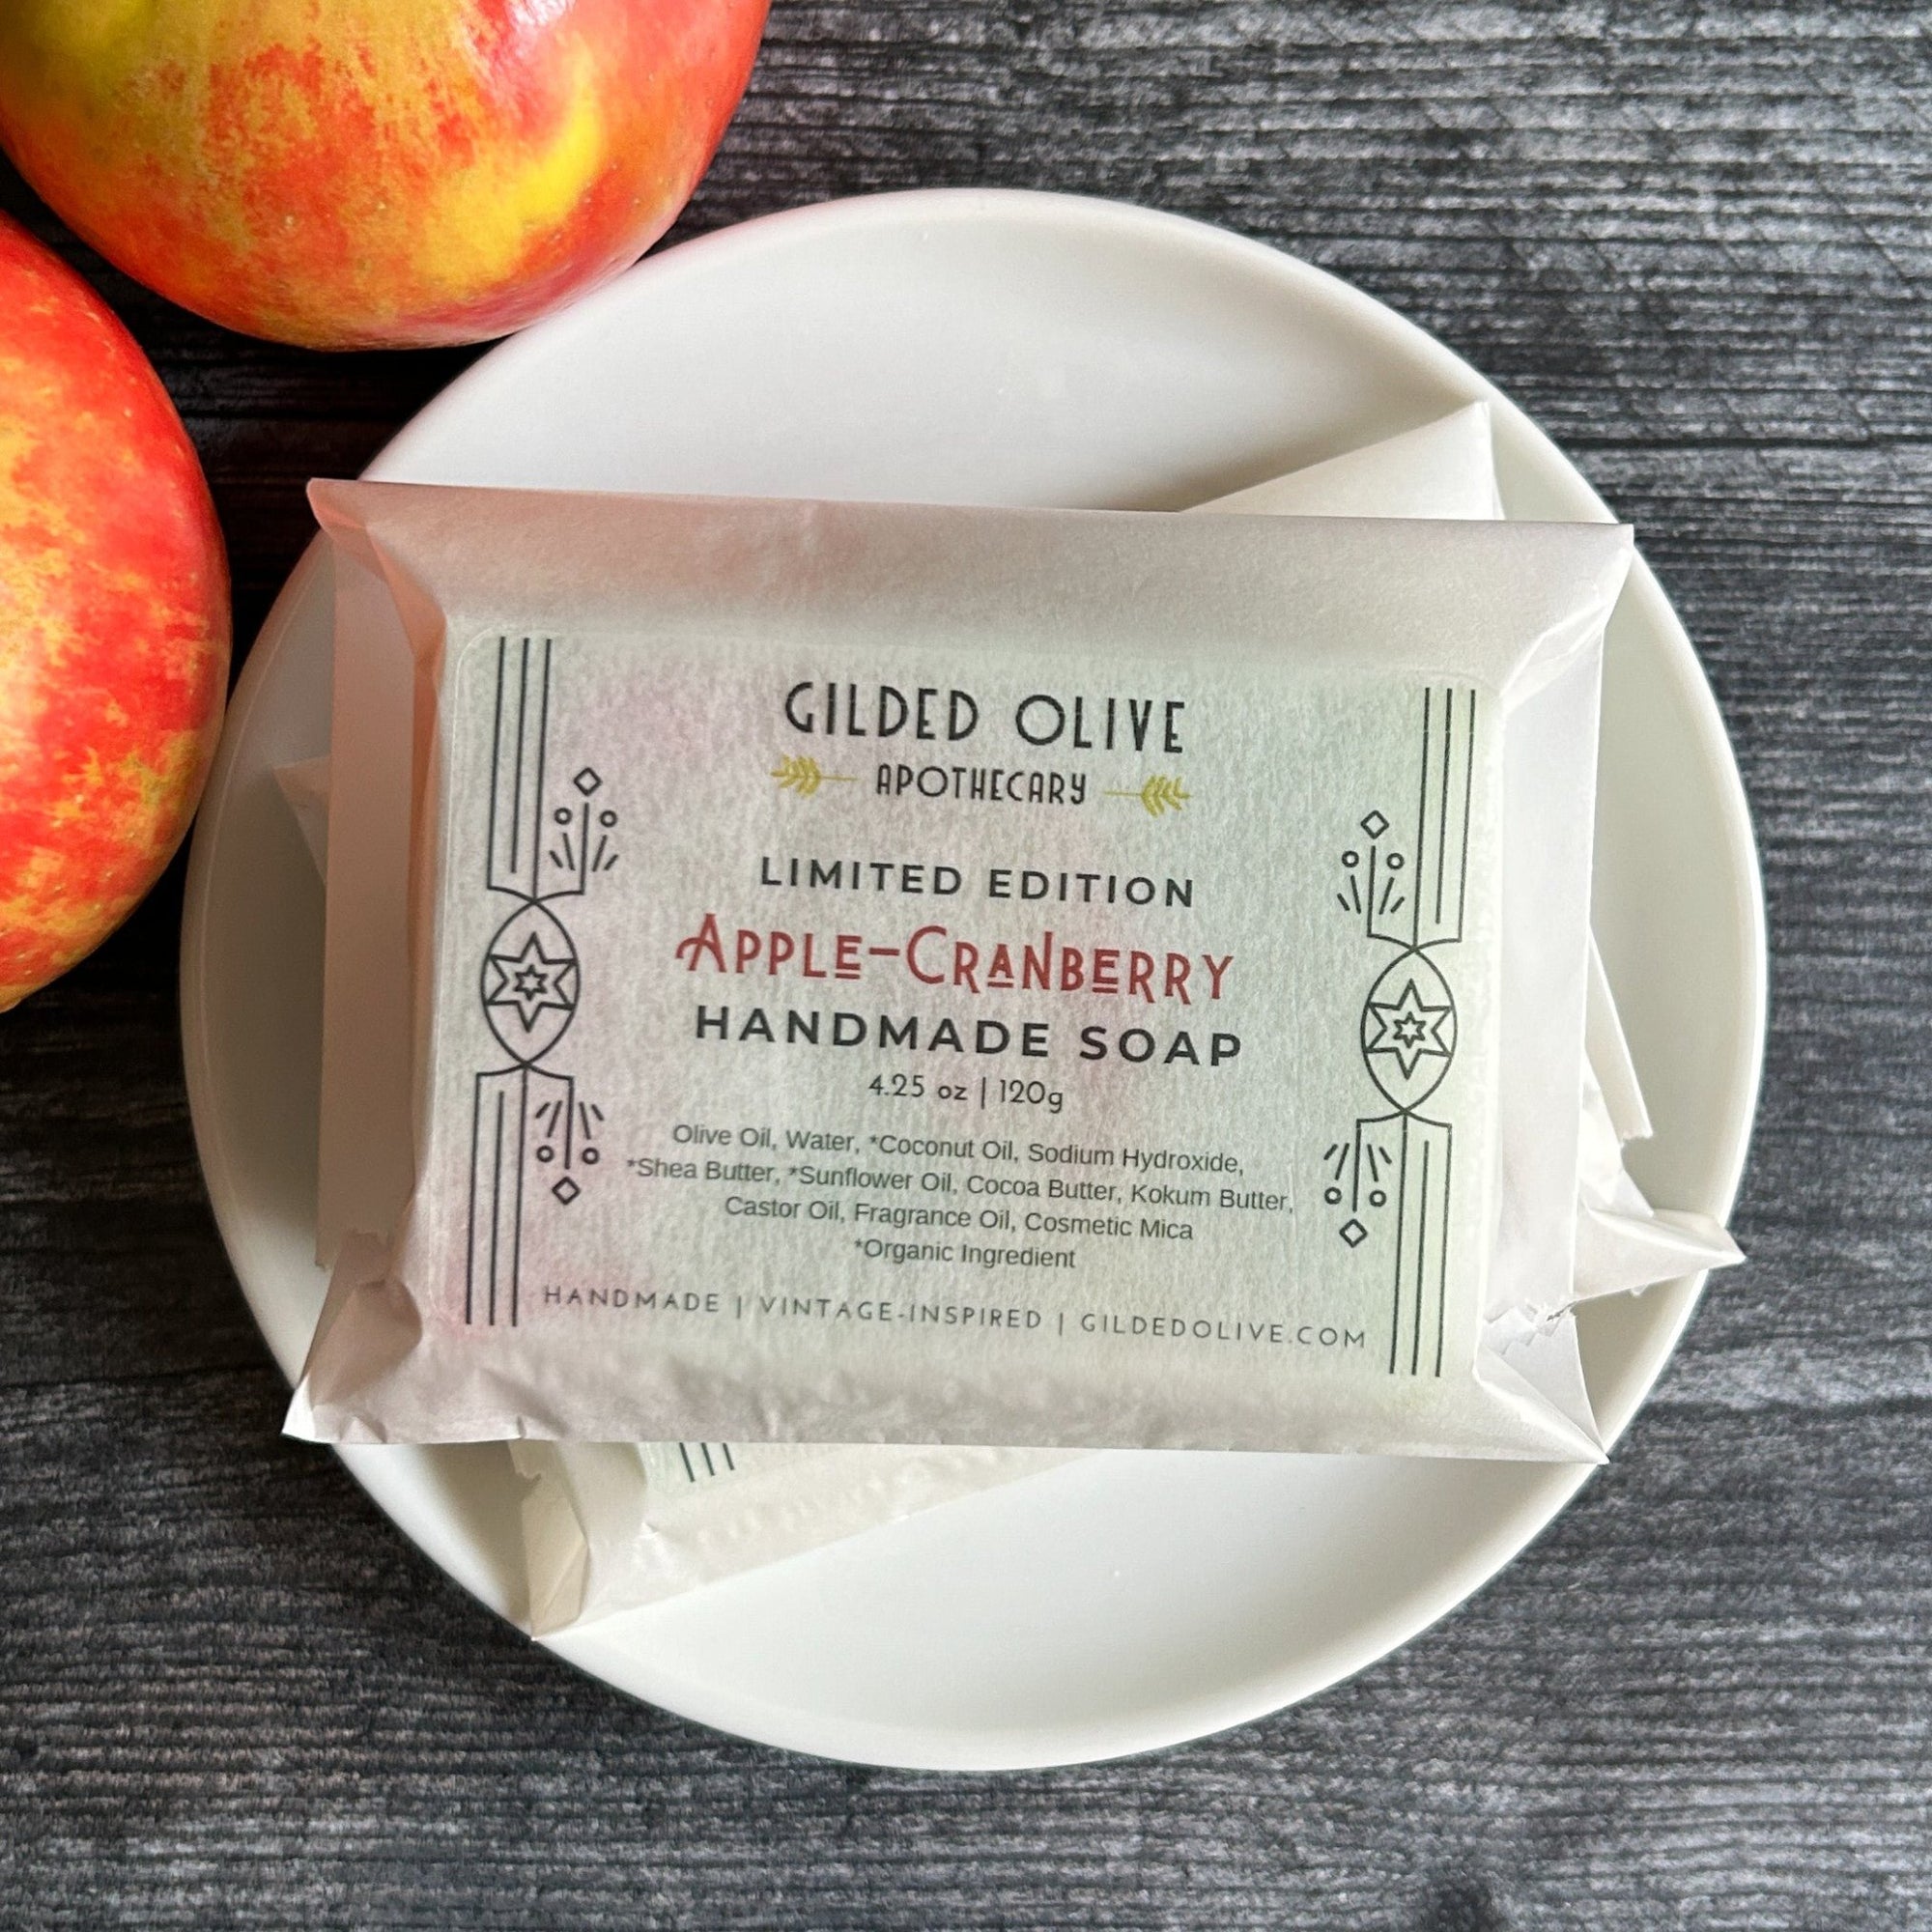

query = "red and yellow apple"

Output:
[[0, 213, 229, 1009], [0, 0, 769, 350]]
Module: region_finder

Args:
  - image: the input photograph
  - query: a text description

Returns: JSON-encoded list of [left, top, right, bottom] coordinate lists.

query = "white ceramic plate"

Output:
[[181, 188, 1765, 1770]]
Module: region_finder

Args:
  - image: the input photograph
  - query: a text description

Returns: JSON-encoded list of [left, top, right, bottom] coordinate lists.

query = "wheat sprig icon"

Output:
[[770, 754, 854, 799], [1106, 775, 1191, 818]]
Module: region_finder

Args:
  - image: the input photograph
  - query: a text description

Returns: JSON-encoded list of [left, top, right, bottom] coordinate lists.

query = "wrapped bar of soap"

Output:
[[290, 480, 1634, 1459], [511, 1436, 1081, 1634]]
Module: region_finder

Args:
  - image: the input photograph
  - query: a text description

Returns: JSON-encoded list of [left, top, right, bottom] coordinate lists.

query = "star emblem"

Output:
[[483, 931, 578, 1034], [1364, 976, 1454, 1080]]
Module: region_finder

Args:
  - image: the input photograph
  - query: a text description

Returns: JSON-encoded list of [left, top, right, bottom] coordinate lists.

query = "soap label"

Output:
[[419, 628, 1498, 1398]]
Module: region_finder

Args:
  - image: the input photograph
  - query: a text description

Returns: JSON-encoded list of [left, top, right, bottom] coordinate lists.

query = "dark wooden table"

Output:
[[4, 5, 1928, 1924]]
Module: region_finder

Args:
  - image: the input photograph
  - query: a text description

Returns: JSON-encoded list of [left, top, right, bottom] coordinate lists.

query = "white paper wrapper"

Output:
[[510, 1437, 1083, 1634], [288, 470, 1640, 1462], [278, 409, 1736, 1629]]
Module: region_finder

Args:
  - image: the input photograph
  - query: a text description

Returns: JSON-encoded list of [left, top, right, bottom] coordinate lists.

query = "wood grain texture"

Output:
[[2, 2, 1928, 1923]]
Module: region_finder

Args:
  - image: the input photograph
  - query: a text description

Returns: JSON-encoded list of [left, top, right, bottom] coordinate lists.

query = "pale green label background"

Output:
[[418, 630, 1498, 1404]]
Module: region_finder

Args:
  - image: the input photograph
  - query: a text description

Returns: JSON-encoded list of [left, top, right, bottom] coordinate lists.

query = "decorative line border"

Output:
[[676, 1442, 739, 1483], [1323, 685, 1477, 1378], [464, 638, 614, 1328]]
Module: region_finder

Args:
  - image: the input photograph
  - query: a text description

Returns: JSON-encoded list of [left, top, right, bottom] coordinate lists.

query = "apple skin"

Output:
[[0, 213, 230, 1010], [0, 0, 769, 351]]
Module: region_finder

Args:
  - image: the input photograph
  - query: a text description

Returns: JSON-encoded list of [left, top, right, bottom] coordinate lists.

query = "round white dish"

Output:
[[181, 188, 1765, 1771]]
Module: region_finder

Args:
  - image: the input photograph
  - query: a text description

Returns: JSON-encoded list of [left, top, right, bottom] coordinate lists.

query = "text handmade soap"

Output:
[[291, 483, 1632, 1459]]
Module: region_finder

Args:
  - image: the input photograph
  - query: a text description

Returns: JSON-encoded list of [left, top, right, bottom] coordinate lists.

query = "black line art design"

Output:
[[466, 639, 618, 1326], [675, 1442, 738, 1483], [1321, 686, 1476, 1378]]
